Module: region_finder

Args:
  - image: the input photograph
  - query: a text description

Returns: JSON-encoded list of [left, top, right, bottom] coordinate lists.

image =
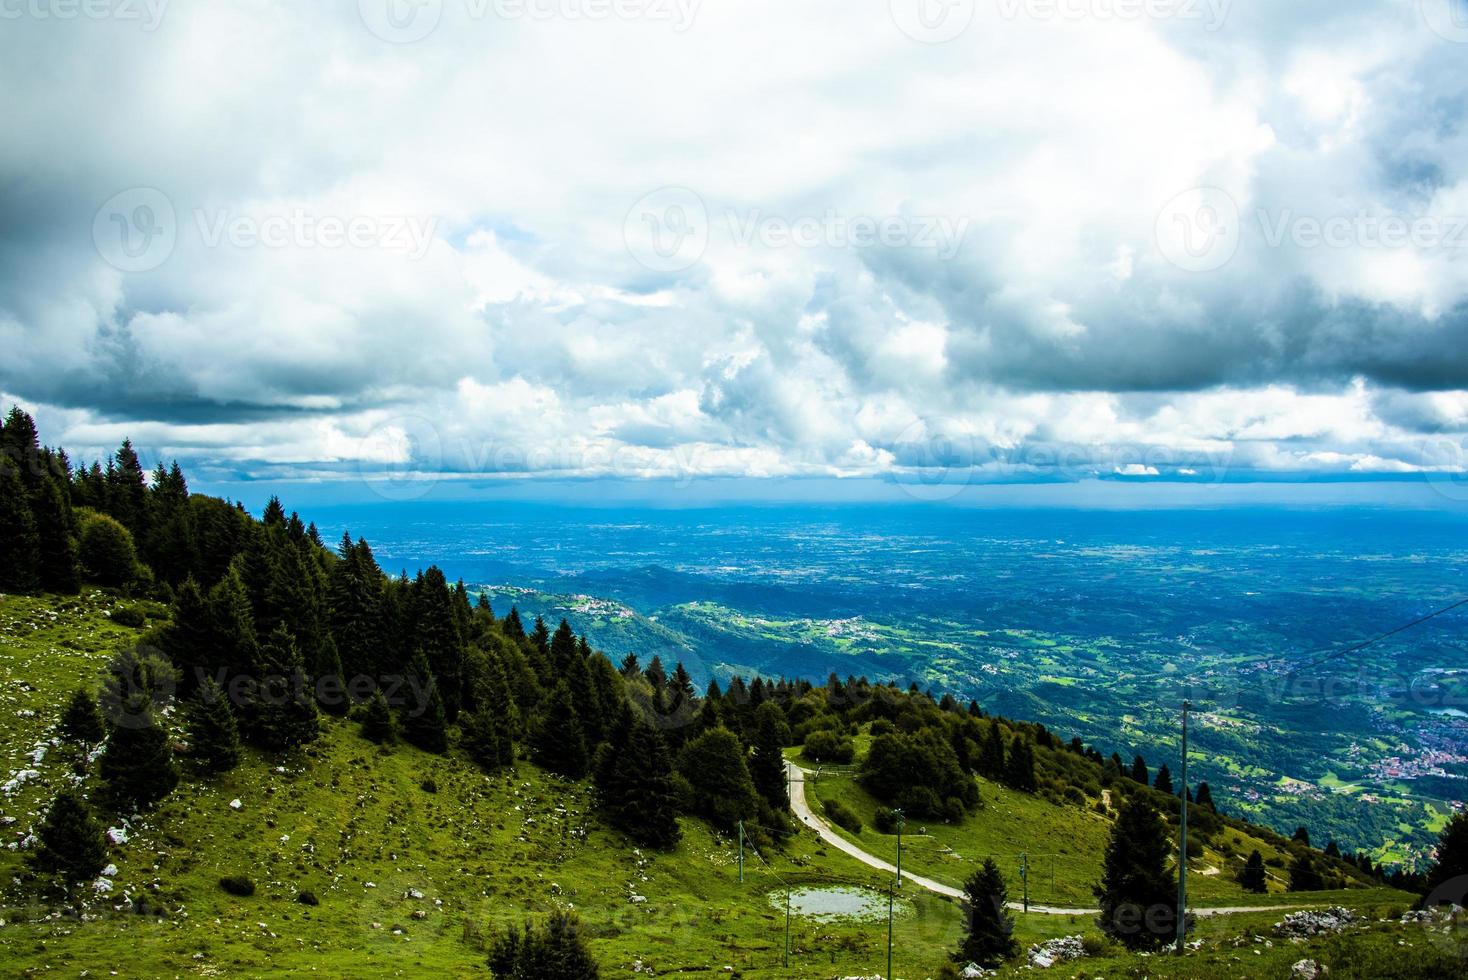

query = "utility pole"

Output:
[[1019, 852, 1029, 913], [784, 886, 792, 968], [738, 820, 745, 884], [1176, 699, 1191, 954], [894, 809, 905, 889], [886, 885, 895, 980]]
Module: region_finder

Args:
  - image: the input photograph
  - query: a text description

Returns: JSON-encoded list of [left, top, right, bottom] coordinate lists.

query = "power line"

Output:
[[1283, 596, 1468, 676]]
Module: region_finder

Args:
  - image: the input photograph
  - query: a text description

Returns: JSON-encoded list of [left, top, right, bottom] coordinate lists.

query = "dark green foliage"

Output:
[[1002, 737, 1038, 793], [461, 704, 515, 772], [1129, 755, 1148, 785], [1194, 781, 1215, 812], [78, 511, 139, 587], [803, 729, 854, 763], [957, 858, 1018, 967], [99, 645, 178, 730], [1292, 825, 1311, 846], [488, 911, 600, 979], [1427, 809, 1468, 897], [241, 625, 318, 751], [978, 721, 1006, 780], [184, 680, 242, 774], [823, 798, 862, 834], [361, 690, 397, 744], [749, 701, 790, 810], [29, 789, 108, 895], [99, 699, 180, 812], [32, 475, 80, 593], [1238, 849, 1268, 893], [1289, 851, 1325, 892], [530, 680, 588, 778], [402, 650, 449, 754], [59, 688, 105, 747], [677, 726, 758, 832], [0, 457, 40, 593], [219, 875, 256, 897], [1095, 797, 1177, 950], [599, 722, 682, 848], [860, 729, 979, 820], [1153, 763, 1173, 795]]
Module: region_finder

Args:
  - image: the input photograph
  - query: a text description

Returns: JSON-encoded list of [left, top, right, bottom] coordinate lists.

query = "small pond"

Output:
[[770, 886, 901, 922]]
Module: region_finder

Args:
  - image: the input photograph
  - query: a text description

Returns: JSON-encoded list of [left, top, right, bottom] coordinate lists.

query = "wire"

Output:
[[1282, 596, 1468, 676]]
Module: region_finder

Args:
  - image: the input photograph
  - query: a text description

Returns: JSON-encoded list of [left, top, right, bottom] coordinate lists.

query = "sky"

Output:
[[5, 0, 1468, 504]]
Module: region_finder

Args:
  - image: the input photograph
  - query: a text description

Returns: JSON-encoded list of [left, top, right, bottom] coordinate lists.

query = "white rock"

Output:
[[101, 864, 117, 877], [228, 799, 242, 810], [106, 826, 128, 845]]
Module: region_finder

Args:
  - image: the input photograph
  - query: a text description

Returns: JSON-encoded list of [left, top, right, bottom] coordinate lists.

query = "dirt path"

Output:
[[787, 764, 1301, 918]]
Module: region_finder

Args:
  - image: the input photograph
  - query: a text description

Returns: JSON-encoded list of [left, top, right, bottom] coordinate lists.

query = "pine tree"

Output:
[[0, 457, 40, 593], [32, 475, 79, 593], [1238, 850, 1267, 893], [59, 688, 106, 748], [979, 721, 1006, 779], [1427, 809, 1468, 897], [361, 690, 397, 744], [1003, 737, 1038, 793], [1194, 781, 1215, 812], [1153, 763, 1174, 795], [956, 858, 1018, 967], [488, 911, 600, 979], [1095, 796, 1176, 949], [1129, 755, 1148, 785], [677, 726, 759, 832], [245, 626, 318, 750], [1324, 840, 1341, 859], [29, 789, 108, 896], [1292, 825, 1311, 846], [1289, 851, 1325, 892], [184, 680, 242, 774], [208, 568, 260, 686], [462, 702, 515, 772], [531, 681, 589, 779], [749, 701, 789, 810], [600, 722, 682, 849], [99, 698, 179, 812], [402, 650, 449, 754]]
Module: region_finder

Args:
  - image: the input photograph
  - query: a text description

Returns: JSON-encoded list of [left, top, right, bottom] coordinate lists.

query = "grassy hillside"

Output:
[[3, 592, 1459, 979]]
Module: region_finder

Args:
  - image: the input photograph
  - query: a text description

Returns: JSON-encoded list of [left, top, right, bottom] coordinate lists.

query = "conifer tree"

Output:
[[59, 688, 105, 748], [749, 701, 790, 810], [956, 858, 1018, 967], [531, 680, 589, 779], [1153, 763, 1174, 795], [29, 789, 108, 896], [1194, 781, 1215, 812], [245, 625, 318, 750], [1238, 850, 1268, 893], [0, 457, 40, 593], [161, 577, 213, 694], [1095, 796, 1176, 949], [1428, 809, 1468, 897], [32, 476, 79, 593], [979, 720, 1006, 779], [488, 911, 600, 980], [462, 702, 515, 772], [677, 726, 759, 832], [402, 650, 449, 754], [99, 698, 180, 811], [1292, 825, 1311, 846], [1288, 851, 1325, 892], [502, 605, 525, 641], [185, 679, 242, 774], [361, 690, 397, 744], [601, 722, 681, 848], [1129, 755, 1148, 785], [208, 568, 260, 685], [1003, 737, 1038, 793]]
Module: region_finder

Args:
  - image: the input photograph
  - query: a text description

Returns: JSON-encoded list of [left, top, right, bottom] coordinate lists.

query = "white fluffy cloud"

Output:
[[4, 0, 1468, 489]]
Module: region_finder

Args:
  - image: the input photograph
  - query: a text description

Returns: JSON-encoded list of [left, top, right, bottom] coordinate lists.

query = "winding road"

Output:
[[786, 764, 1299, 918]]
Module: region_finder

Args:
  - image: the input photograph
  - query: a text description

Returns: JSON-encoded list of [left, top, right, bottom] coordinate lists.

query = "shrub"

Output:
[[874, 807, 901, 834], [110, 605, 147, 628], [219, 875, 256, 897], [296, 891, 319, 905], [78, 512, 140, 588], [804, 730, 854, 764], [823, 798, 863, 834]]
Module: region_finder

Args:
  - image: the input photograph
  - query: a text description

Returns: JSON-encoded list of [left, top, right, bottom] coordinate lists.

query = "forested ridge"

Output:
[[2, 406, 1461, 975]]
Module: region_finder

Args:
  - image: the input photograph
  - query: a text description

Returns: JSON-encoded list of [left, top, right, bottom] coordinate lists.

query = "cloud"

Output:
[[3, 0, 1468, 488]]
